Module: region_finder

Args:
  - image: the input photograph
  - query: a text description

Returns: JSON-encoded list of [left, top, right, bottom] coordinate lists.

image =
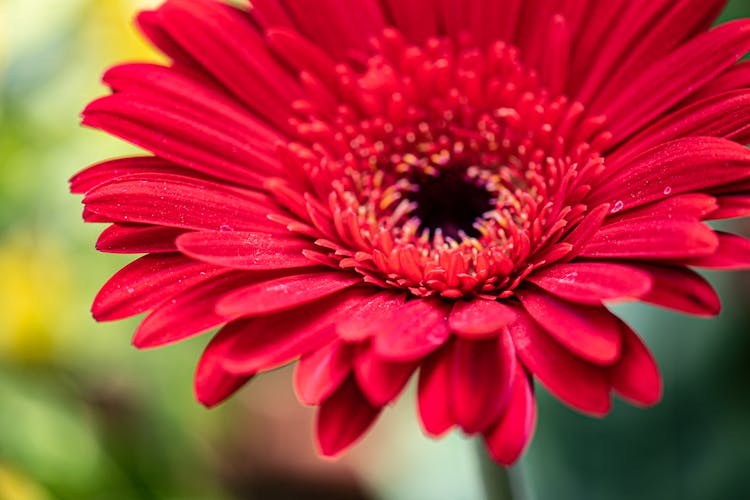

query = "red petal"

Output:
[[596, 19, 750, 140], [561, 204, 609, 256], [70, 156, 186, 194], [221, 288, 373, 374], [217, 271, 361, 318], [417, 343, 454, 437], [448, 299, 517, 339], [92, 253, 222, 321], [294, 340, 353, 406], [509, 308, 611, 416], [680, 232, 750, 270], [83, 173, 281, 233], [517, 288, 622, 366], [580, 216, 718, 259], [483, 368, 537, 466], [335, 291, 407, 342], [528, 262, 653, 304], [710, 195, 750, 220], [636, 264, 721, 316], [194, 330, 253, 408], [353, 349, 417, 407], [609, 322, 662, 406], [96, 224, 184, 254], [594, 137, 750, 212], [449, 332, 515, 434], [133, 272, 253, 348], [613, 90, 750, 165], [372, 299, 452, 362], [176, 231, 317, 270], [316, 379, 381, 457]]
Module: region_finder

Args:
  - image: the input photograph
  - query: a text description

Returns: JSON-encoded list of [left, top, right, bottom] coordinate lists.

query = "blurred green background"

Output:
[[0, 1, 749, 499]]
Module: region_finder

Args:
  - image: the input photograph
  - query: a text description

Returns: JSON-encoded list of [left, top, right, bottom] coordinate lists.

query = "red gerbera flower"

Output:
[[71, 0, 750, 465]]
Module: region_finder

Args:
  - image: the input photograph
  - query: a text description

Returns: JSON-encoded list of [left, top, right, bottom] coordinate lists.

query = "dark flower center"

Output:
[[410, 167, 493, 240]]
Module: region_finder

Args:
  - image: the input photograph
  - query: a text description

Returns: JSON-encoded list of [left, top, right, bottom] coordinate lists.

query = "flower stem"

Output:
[[476, 442, 523, 500]]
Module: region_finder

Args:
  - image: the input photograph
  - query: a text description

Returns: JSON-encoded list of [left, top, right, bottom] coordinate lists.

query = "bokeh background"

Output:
[[1, 1, 749, 499]]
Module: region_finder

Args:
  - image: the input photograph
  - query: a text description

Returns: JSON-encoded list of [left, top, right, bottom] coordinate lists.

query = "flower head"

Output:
[[72, 0, 750, 464]]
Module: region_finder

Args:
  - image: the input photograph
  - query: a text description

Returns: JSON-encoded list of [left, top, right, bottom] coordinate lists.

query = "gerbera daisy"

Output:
[[71, 0, 750, 466]]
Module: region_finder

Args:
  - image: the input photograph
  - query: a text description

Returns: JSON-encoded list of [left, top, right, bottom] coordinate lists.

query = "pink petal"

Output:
[[83, 173, 281, 233], [593, 137, 750, 212], [516, 288, 622, 366], [175, 231, 317, 270], [449, 332, 516, 434], [636, 264, 721, 316], [133, 272, 254, 348], [316, 379, 381, 457], [609, 322, 662, 406], [221, 288, 374, 375], [194, 330, 253, 408], [679, 232, 750, 270], [216, 271, 361, 318], [509, 308, 611, 416], [92, 253, 222, 321], [417, 343, 454, 437], [528, 262, 653, 305], [448, 299, 517, 339], [483, 367, 537, 466], [372, 298, 452, 362], [335, 291, 407, 342], [294, 340, 353, 406], [96, 224, 184, 254], [580, 216, 718, 259], [353, 349, 417, 407]]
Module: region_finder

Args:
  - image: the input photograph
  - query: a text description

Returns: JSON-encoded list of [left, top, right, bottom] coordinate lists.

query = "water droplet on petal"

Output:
[[663, 186, 672, 195], [219, 224, 234, 232], [611, 200, 624, 213], [126, 287, 135, 294]]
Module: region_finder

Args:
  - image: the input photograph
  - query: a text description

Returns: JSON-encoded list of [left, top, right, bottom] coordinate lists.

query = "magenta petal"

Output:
[[483, 367, 537, 466], [517, 288, 622, 366], [609, 322, 662, 406], [372, 298, 452, 362], [194, 330, 253, 408], [417, 343, 454, 437], [315, 379, 381, 457], [92, 253, 222, 321], [221, 288, 373, 374], [636, 264, 721, 316], [528, 262, 653, 304], [353, 349, 417, 407], [70, 156, 185, 194], [294, 340, 353, 406], [449, 332, 515, 434], [176, 231, 317, 270], [680, 232, 750, 270], [448, 299, 517, 339], [509, 308, 611, 416]]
